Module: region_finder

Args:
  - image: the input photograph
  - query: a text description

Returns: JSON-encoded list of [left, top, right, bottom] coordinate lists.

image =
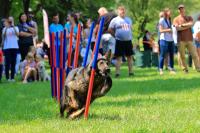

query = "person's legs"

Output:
[[115, 56, 122, 76], [4, 50, 11, 80], [114, 40, 124, 77], [168, 41, 175, 70], [187, 41, 200, 70], [197, 48, 200, 62], [178, 42, 187, 71], [127, 55, 133, 74], [159, 40, 168, 74], [10, 49, 17, 80], [124, 40, 134, 75]]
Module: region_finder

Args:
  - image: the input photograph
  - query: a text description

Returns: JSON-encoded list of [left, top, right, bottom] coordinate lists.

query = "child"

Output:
[[22, 52, 37, 83], [80, 41, 92, 66], [0, 47, 3, 82]]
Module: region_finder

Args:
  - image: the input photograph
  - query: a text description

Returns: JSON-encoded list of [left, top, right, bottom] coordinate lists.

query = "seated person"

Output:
[[22, 52, 37, 83]]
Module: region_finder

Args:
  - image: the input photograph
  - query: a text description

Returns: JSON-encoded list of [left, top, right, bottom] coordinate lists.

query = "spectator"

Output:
[[96, 7, 117, 62], [173, 4, 200, 73], [143, 30, 153, 67], [80, 41, 92, 66], [108, 6, 134, 77], [2, 18, 19, 81], [18, 13, 36, 60], [49, 12, 64, 42], [22, 52, 37, 83], [27, 10, 38, 47], [65, 13, 78, 48], [83, 18, 95, 51], [193, 15, 200, 62], [0, 47, 3, 82], [159, 8, 176, 75]]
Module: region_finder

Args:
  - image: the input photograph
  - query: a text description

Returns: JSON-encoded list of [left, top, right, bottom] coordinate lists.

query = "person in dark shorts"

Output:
[[108, 6, 134, 77]]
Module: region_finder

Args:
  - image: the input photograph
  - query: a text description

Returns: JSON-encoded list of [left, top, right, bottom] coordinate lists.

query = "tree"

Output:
[[118, 0, 200, 41], [0, 0, 12, 18]]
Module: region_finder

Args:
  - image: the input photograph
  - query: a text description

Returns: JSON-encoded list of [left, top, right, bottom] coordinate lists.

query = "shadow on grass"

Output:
[[0, 82, 58, 124]]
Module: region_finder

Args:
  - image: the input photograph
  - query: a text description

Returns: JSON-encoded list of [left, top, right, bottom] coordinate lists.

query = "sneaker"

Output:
[[159, 70, 163, 75], [115, 74, 120, 78], [23, 80, 28, 84], [129, 73, 134, 77], [10, 79, 15, 82], [170, 70, 176, 75], [7, 79, 11, 82]]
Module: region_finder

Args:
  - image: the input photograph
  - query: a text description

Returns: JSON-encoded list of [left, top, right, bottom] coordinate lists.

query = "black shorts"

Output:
[[115, 40, 133, 57]]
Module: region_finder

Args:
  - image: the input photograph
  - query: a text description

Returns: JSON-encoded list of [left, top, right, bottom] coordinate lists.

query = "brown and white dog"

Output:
[[60, 57, 112, 119]]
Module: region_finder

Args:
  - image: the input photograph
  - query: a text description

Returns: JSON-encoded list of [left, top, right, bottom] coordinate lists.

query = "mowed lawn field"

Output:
[[0, 66, 200, 133]]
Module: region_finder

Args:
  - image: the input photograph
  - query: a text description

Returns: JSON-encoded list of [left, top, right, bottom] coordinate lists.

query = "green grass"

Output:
[[0, 66, 200, 133]]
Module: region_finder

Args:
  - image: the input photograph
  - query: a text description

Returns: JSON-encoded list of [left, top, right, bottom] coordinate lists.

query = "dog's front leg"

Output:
[[69, 107, 85, 119]]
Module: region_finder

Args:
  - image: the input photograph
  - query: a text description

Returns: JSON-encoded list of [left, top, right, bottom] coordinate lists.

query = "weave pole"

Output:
[[73, 24, 81, 68], [66, 26, 74, 75], [83, 22, 95, 67], [84, 17, 105, 119]]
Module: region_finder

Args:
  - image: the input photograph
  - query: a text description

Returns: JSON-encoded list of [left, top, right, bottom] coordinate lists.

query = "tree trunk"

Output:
[[23, 0, 31, 13], [0, 0, 12, 18]]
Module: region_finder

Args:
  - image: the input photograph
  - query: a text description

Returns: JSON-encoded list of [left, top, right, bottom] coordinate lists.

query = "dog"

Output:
[[37, 61, 50, 81], [60, 57, 112, 119]]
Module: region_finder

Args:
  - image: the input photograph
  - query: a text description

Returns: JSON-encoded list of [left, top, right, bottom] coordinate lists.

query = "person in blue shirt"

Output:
[[64, 13, 78, 48], [49, 13, 64, 34]]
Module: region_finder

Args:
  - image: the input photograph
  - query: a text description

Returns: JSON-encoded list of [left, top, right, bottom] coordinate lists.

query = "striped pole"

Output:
[[73, 24, 81, 68], [84, 17, 105, 119], [83, 22, 95, 67], [67, 26, 74, 75]]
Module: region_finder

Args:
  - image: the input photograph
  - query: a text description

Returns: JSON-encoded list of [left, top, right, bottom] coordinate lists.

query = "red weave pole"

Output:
[[60, 32, 64, 69], [57, 68, 60, 102], [52, 32, 56, 67], [67, 26, 74, 68], [73, 24, 81, 68], [84, 69, 95, 119], [51, 33, 57, 98]]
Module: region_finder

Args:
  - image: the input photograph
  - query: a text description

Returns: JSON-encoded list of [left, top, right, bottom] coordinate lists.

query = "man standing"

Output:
[[108, 6, 134, 77], [49, 13, 64, 34], [173, 4, 200, 73]]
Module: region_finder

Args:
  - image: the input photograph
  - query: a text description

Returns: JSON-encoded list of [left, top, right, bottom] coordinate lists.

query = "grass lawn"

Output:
[[0, 66, 200, 133]]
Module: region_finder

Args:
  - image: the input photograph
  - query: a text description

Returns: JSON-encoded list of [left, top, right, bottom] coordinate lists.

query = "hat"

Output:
[[178, 4, 184, 9]]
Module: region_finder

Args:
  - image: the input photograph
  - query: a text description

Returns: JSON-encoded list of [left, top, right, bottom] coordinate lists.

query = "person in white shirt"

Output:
[[2, 18, 19, 81], [193, 15, 200, 62]]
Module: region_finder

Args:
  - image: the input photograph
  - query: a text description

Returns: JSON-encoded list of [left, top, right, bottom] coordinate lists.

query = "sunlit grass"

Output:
[[0, 65, 200, 132]]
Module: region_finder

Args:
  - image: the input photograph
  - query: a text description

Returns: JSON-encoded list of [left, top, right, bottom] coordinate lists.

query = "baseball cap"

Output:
[[178, 4, 184, 9]]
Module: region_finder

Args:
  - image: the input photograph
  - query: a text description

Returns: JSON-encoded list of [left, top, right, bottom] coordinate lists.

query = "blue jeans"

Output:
[[159, 40, 174, 70]]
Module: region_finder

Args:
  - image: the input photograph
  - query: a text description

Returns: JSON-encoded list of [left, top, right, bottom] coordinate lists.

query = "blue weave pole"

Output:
[[83, 22, 95, 67]]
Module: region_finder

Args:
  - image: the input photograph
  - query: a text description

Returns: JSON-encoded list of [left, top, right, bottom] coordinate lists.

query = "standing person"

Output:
[[108, 6, 134, 77], [143, 30, 153, 67], [18, 13, 36, 61], [193, 15, 200, 62], [49, 12, 64, 34], [83, 18, 95, 50], [27, 10, 38, 47], [159, 8, 176, 75], [2, 19, 19, 81], [173, 4, 200, 73], [0, 47, 3, 82], [64, 13, 78, 48], [96, 7, 117, 61]]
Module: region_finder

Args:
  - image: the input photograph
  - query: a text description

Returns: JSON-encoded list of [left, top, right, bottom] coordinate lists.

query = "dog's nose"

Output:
[[106, 68, 111, 73]]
